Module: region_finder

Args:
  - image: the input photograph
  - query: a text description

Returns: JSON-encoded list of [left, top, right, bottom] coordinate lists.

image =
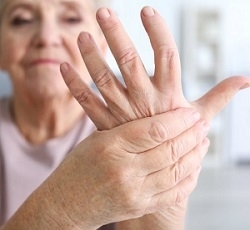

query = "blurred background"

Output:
[[1, 0, 250, 229]]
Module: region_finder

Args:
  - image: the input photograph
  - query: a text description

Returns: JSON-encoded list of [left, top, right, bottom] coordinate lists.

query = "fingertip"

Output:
[[60, 62, 70, 74], [227, 75, 250, 90], [96, 7, 111, 21], [240, 83, 250, 90], [141, 6, 156, 17], [78, 32, 92, 45]]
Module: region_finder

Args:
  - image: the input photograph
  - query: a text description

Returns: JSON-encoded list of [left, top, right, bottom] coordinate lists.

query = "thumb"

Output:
[[193, 76, 250, 121]]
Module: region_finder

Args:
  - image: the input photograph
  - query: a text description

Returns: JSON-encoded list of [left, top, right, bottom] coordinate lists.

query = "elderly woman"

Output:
[[0, 0, 249, 229]]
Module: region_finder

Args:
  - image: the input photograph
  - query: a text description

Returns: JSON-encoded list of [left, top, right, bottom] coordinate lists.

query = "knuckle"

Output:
[[157, 46, 178, 62], [74, 89, 91, 105], [149, 121, 169, 144], [173, 171, 199, 205], [197, 137, 210, 161], [169, 139, 182, 163], [118, 47, 139, 66], [181, 119, 189, 131], [92, 67, 113, 88], [157, 46, 178, 73], [111, 170, 146, 216], [174, 187, 186, 205], [173, 161, 185, 184], [109, 164, 129, 184], [104, 164, 145, 216], [123, 194, 141, 215], [119, 185, 143, 216], [195, 121, 209, 142]]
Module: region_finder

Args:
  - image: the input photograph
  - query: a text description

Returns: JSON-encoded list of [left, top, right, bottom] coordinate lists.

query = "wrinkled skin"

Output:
[[60, 6, 250, 229], [4, 3, 249, 230], [61, 7, 250, 130], [2, 107, 209, 230]]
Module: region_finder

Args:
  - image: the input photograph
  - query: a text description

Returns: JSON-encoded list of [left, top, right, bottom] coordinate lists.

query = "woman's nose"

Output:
[[32, 19, 62, 48]]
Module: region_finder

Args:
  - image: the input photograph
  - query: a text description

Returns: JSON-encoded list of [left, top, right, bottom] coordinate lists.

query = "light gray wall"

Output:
[[0, 72, 11, 97]]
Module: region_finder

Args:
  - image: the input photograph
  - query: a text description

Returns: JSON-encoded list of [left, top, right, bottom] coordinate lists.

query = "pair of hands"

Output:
[[56, 6, 250, 229], [49, 108, 208, 229]]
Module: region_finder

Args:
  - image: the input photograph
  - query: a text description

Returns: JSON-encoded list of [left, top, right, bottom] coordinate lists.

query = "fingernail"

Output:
[[240, 83, 250, 90], [97, 8, 111, 20], [142, 6, 155, 17], [60, 62, 69, 73], [78, 32, 90, 44]]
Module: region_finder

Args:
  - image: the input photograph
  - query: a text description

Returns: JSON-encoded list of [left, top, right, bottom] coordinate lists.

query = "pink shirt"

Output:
[[0, 97, 114, 229]]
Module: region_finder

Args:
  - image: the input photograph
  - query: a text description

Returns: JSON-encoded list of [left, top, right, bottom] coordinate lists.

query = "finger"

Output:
[[141, 6, 183, 96], [96, 8, 154, 104], [115, 107, 201, 153], [141, 138, 209, 196], [146, 166, 201, 213], [60, 62, 116, 130], [133, 120, 209, 176], [194, 76, 250, 121], [77, 32, 132, 119]]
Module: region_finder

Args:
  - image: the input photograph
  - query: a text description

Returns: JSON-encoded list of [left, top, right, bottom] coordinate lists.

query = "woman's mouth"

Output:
[[30, 59, 62, 66]]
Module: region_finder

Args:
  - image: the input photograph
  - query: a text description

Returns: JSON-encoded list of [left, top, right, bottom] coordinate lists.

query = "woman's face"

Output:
[[0, 0, 106, 100]]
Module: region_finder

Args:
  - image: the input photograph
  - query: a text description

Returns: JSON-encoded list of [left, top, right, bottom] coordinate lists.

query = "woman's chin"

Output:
[[24, 77, 70, 101]]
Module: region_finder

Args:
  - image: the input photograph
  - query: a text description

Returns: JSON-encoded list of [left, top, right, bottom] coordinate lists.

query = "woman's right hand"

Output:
[[39, 108, 208, 229]]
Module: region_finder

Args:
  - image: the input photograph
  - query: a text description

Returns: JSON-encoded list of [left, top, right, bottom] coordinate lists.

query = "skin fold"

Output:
[[0, 1, 249, 229], [60, 6, 250, 230]]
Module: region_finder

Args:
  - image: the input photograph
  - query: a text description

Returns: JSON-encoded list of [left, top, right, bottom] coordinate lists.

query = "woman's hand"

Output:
[[60, 7, 250, 130], [43, 108, 208, 229], [3, 108, 208, 230], [60, 5, 250, 229]]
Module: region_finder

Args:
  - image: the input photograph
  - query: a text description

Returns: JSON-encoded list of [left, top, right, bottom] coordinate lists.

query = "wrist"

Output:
[[42, 175, 99, 230], [2, 180, 97, 230]]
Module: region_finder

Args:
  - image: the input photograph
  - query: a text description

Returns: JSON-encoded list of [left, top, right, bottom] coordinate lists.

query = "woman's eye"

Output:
[[11, 17, 33, 27], [64, 17, 82, 24]]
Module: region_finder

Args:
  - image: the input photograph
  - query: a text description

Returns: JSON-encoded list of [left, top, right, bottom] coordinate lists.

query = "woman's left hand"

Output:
[[60, 6, 250, 130]]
